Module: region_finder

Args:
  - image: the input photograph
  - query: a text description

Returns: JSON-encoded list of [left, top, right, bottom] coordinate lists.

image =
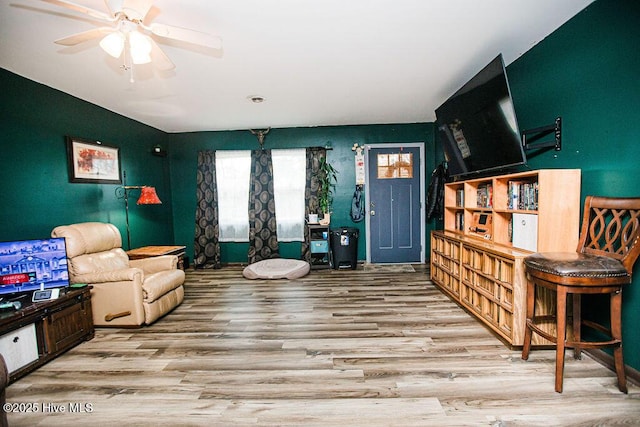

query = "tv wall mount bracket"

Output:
[[521, 116, 562, 157]]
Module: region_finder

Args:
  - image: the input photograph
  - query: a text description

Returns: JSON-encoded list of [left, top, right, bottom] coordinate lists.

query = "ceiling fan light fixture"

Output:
[[41, 0, 223, 74], [129, 31, 152, 64], [99, 31, 125, 58]]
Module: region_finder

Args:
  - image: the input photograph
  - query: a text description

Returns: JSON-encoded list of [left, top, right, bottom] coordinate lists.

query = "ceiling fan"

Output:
[[41, 0, 222, 72]]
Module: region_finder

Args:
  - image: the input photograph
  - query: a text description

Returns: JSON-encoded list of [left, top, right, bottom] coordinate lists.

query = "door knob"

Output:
[[371, 210, 376, 216]]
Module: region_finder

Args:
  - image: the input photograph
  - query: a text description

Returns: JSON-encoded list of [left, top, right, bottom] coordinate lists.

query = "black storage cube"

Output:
[[330, 227, 359, 269]]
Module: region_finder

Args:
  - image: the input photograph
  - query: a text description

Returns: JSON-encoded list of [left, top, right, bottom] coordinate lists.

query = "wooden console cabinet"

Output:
[[430, 169, 581, 346], [0, 287, 94, 383]]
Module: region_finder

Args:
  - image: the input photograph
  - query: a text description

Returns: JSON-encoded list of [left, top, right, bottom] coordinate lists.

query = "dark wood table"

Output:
[[127, 245, 187, 270]]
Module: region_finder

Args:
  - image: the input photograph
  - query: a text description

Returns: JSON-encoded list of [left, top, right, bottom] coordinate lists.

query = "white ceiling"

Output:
[[1, 0, 594, 133]]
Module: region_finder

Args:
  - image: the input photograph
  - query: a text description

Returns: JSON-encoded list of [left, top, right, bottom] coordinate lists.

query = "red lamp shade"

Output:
[[136, 186, 162, 205]]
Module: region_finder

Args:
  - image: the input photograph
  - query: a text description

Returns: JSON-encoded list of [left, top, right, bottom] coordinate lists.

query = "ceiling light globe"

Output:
[[129, 31, 152, 64], [99, 31, 125, 58]]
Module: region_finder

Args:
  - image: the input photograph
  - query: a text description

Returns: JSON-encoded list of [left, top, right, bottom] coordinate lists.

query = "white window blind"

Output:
[[272, 149, 306, 241], [216, 150, 251, 242], [215, 149, 306, 242]]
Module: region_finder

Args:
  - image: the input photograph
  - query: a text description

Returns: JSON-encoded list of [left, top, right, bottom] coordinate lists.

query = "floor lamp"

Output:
[[115, 173, 162, 249]]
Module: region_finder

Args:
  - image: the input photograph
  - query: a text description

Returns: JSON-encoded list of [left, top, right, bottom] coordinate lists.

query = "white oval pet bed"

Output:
[[242, 258, 311, 280]]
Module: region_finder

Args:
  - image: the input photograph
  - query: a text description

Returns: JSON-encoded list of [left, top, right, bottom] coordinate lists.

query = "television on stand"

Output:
[[436, 53, 527, 180], [0, 238, 70, 303]]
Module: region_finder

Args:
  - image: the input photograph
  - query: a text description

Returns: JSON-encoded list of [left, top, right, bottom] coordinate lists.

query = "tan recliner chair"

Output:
[[51, 222, 185, 327]]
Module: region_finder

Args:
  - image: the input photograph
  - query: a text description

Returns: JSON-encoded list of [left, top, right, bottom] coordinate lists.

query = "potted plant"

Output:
[[317, 156, 338, 225]]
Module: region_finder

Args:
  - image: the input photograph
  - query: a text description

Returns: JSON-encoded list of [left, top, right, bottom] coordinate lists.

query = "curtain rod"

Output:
[[206, 145, 332, 152]]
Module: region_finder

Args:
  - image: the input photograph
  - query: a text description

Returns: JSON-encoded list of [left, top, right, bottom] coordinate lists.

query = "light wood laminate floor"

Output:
[[6, 265, 640, 426]]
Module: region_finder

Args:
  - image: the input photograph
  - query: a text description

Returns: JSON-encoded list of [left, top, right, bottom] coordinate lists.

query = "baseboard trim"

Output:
[[585, 349, 640, 386]]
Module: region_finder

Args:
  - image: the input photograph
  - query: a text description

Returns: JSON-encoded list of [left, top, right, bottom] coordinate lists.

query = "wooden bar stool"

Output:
[[521, 196, 640, 393]]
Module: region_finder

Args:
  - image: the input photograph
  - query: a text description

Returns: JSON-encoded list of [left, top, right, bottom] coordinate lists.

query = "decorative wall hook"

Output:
[[351, 142, 364, 156]]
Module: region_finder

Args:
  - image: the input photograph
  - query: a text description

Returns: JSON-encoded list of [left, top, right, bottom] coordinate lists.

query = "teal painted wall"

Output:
[[0, 68, 173, 247], [167, 124, 436, 265], [0, 66, 435, 260], [506, 0, 640, 370]]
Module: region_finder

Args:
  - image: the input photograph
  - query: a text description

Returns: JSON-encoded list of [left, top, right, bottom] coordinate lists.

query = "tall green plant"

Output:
[[318, 157, 338, 214]]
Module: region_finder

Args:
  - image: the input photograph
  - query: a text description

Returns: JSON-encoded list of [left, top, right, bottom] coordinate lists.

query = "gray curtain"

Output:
[[302, 147, 326, 261], [193, 150, 221, 269], [248, 149, 279, 263]]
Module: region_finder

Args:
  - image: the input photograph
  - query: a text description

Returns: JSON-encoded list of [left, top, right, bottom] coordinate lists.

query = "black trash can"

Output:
[[330, 227, 359, 269]]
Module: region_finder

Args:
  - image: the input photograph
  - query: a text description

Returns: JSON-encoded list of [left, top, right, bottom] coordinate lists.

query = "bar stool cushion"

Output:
[[524, 252, 629, 280], [243, 258, 310, 280]]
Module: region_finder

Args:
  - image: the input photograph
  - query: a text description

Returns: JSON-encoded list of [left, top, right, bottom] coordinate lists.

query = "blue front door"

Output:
[[367, 145, 423, 263]]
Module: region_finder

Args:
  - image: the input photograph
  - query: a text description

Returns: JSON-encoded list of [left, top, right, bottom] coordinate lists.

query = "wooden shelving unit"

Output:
[[431, 169, 581, 346]]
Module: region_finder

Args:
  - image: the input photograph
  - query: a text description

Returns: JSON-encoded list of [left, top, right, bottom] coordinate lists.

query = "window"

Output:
[[272, 149, 306, 241], [216, 150, 251, 242], [377, 153, 413, 179], [216, 149, 306, 242]]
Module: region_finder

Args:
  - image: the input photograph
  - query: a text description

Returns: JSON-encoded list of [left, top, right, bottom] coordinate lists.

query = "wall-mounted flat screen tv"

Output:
[[436, 54, 526, 179], [0, 238, 70, 297]]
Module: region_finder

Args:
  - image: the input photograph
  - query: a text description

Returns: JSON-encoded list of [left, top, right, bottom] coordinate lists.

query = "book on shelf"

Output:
[[476, 183, 493, 208], [508, 216, 513, 242], [455, 212, 464, 231], [508, 180, 538, 210], [456, 189, 465, 207]]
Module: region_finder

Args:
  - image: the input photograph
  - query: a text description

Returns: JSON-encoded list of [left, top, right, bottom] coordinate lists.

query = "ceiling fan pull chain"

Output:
[[119, 38, 135, 83]]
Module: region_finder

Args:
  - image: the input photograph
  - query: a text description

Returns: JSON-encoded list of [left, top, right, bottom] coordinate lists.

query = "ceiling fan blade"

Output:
[[146, 22, 222, 49], [148, 37, 175, 71], [54, 27, 115, 46], [41, 0, 115, 22]]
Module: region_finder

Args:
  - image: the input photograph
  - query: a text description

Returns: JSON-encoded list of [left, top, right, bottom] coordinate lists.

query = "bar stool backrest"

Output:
[[578, 196, 640, 275]]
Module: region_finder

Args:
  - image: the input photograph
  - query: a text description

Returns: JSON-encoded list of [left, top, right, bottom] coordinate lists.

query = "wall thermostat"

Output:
[[32, 288, 60, 302]]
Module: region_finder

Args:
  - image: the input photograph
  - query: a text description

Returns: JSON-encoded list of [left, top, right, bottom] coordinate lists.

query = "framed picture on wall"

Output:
[[66, 136, 122, 184]]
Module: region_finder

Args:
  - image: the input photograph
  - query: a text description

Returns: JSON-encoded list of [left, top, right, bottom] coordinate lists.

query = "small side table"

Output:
[[127, 245, 187, 270], [308, 224, 330, 269]]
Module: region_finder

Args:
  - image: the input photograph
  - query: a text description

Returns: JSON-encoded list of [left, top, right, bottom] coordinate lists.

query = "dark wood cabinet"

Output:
[[0, 287, 94, 383]]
